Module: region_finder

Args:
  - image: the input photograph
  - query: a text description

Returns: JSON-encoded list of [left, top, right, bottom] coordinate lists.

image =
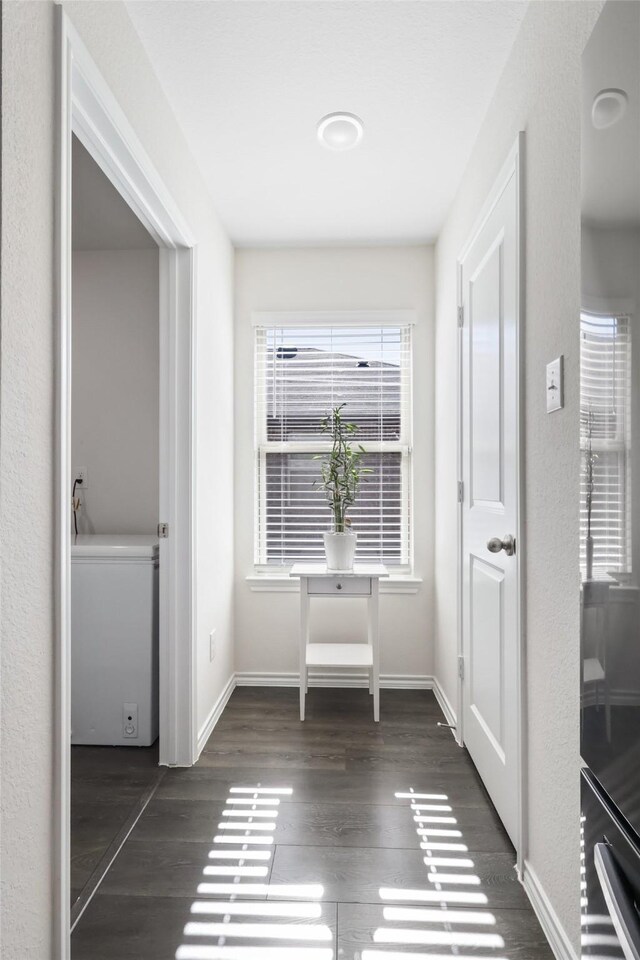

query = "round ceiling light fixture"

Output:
[[317, 112, 364, 151], [592, 88, 628, 129]]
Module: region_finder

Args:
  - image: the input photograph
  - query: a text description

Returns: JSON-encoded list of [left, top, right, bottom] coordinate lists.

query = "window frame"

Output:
[[252, 311, 415, 573]]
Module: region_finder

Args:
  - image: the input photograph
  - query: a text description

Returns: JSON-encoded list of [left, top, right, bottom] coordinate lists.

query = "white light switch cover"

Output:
[[546, 356, 564, 413]]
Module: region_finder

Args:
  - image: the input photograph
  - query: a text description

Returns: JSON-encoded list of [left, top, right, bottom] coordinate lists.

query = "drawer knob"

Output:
[[336, 583, 342, 590]]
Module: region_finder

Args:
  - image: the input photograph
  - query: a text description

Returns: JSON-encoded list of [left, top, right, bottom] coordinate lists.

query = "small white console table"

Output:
[[290, 563, 388, 722]]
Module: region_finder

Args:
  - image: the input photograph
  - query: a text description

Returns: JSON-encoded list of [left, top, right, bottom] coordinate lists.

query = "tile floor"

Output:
[[71, 687, 553, 960]]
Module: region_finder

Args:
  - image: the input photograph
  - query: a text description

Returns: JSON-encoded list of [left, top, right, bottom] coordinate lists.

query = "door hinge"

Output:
[[457, 481, 464, 503], [157, 522, 169, 539], [457, 306, 464, 328], [458, 655, 465, 680]]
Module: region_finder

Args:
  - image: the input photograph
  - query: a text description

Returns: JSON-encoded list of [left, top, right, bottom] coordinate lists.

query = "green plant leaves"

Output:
[[314, 404, 368, 532]]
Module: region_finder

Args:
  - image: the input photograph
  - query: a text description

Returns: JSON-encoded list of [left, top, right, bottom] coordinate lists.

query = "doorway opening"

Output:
[[69, 133, 163, 925], [56, 15, 197, 957]]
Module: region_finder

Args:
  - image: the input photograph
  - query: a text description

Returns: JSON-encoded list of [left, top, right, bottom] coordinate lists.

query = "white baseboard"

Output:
[[234, 671, 432, 689], [432, 676, 458, 739], [522, 860, 578, 960], [199, 671, 451, 754], [196, 673, 236, 757]]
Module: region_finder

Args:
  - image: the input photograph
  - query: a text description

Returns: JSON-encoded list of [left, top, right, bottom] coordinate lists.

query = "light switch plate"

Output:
[[546, 356, 564, 413]]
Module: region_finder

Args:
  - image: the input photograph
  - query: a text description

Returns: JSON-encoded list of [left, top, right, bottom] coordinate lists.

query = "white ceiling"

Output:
[[72, 136, 156, 250], [125, 0, 528, 246], [582, 0, 640, 228]]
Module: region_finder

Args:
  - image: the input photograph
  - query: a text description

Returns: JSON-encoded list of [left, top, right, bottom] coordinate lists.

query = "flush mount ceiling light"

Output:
[[317, 112, 364, 151], [592, 88, 628, 129]]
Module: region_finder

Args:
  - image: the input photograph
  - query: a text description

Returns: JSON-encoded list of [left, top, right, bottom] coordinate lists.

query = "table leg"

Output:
[[300, 582, 309, 722], [369, 580, 380, 722]]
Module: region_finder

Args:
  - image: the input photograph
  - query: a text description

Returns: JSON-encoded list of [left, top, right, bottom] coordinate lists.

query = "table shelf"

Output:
[[306, 642, 373, 668]]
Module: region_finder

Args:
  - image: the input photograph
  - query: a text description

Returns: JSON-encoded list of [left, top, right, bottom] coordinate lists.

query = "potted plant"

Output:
[[315, 404, 370, 571]]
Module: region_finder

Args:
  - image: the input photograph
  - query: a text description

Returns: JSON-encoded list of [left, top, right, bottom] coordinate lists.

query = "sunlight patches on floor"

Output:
[[229, 787, 293, 795], [213, 835, 274, 844], [395, 793, 449, 801], [190, 901, 323, 919], [207, 849, 272, 860], [372, 927, 505, 947], [375, 786, 509, 960], [425, 872, 482, 886], [176, 949, 332, 960], [382, 907, 496, 925], [178, 783, 330, 959], [183, 922, 333, 941], [379, 887, 489, 905], [362, 952, 508, 960]]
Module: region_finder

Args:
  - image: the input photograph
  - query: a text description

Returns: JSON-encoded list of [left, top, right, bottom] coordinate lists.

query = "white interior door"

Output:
[[459, 139, 522, 849]]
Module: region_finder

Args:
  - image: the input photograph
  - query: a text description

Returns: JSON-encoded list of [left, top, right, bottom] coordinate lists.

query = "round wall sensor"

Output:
[[317, 112, 364, 151], [592, 88, 628, 129]]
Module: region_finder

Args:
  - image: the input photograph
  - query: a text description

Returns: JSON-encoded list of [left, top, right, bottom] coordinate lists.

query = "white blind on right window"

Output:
[[580, 312, 632, 574]]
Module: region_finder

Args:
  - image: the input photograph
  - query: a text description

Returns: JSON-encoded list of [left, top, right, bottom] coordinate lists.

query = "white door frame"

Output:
[[55, 12, 198, 956], [456, 132, 527, 874]]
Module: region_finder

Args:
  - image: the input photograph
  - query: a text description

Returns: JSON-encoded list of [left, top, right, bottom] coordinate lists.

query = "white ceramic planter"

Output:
[[323, 531, 357, 572], [586, 535, 594, 580]]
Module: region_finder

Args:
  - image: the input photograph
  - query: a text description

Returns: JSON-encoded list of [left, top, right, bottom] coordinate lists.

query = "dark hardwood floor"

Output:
[[71, 686, 553, 960], [70, 741, 163, 911]]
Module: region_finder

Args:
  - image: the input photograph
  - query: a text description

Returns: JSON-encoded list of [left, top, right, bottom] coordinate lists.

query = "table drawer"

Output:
[[306, 577, 371, 596]]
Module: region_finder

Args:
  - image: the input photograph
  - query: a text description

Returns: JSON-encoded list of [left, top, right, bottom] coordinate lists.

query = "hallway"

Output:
[[71, 688, 552, 959]]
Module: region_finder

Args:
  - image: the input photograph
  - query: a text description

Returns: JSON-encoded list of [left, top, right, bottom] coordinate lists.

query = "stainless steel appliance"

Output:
[[580, 4, 640, 959]]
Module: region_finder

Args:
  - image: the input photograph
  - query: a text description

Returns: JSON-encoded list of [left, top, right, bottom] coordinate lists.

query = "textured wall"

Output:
[[0, 4, 57, 956], [72, 249, 159, 535], [234, 246, 434, 679], [1, 2, 235, 955], [434, 0, 604, 949]]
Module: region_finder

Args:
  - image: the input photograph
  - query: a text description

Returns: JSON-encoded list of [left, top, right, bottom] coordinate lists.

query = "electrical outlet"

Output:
[[209, 630, 216, 662], [123, 702, 138, 738], [75, 466, 88, 489]]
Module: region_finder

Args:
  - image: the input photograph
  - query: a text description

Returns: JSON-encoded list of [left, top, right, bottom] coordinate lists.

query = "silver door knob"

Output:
[[487, 534, 516, 556]]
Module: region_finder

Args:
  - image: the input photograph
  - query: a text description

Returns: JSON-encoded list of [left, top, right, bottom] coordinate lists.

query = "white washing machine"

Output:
[[71, 535, 159, 746]]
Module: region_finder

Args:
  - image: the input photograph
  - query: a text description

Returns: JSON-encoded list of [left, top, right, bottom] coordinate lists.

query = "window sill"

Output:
[[245, 573, 423, 594]]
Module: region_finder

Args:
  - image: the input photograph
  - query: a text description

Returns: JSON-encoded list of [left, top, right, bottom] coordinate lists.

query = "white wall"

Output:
[[1, 3, 57, 955], [1, 3, 235, 955], [234, 246, 434, 681], [72, 249, 159, 535], [434, 0, 604, 951]]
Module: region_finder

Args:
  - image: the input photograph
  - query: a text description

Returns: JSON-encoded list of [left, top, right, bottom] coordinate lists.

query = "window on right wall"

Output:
[[580, 311, 632, 576]]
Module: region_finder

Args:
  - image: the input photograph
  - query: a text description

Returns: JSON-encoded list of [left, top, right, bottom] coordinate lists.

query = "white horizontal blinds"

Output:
[[580, 312, 631, 573], [258, 326, 409, 442], [255, 323, 412, 566], [261, 452, 405, 565]]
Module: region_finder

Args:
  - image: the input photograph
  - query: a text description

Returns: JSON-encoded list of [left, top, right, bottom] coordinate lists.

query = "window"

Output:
[[580, 311, 631, 574], [254, 315, 412, 569]]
